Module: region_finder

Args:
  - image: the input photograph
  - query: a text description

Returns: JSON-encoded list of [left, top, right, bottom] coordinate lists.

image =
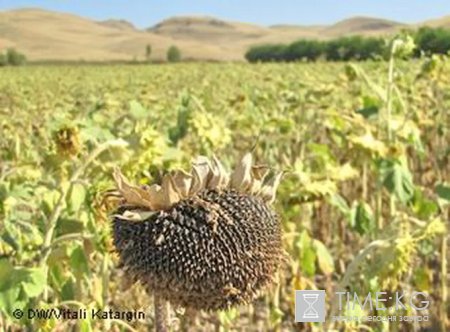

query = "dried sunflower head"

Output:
[[54, 126, 81, 157], [111, 153, 284, 311]]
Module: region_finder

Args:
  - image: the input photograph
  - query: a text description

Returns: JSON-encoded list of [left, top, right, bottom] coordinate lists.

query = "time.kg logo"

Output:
[[295, 290, 326, 323]]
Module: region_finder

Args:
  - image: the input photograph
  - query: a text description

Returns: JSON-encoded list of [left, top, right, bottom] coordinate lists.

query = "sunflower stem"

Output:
[[40, 139, 128, 301], [154, 295, 169, 332]]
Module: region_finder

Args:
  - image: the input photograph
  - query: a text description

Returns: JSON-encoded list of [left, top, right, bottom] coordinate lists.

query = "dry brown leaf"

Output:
[[260, 172, 283, 204], [170, 170, 193, 198], [113, 168, 155, 209], [190, 156, 211, 195], [208, 155, 229, 190], [249, 165, 270, 194], [113, 152, 280, 211], [230, 152, 252, 191], [161, 174, 181, 207], [145, 184, 166, 210], [252, 165, 270, 181]]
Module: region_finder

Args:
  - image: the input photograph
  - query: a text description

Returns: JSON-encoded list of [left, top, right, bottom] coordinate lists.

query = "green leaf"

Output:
[[356, 106, 378, 119], [378, 159, 415, 204], [129, 100, 148, 120], [1, 230, 20, 251], [70, 245, 90, 278], [411, 189, 438, 219], [329, 194, 351, 216], [356, 96, 380, 119], [350, 201, 375, 235], [307, 143, 333, 164], [0, 259, 14, 291], [412, 267, 430, 292], [344, 64, 358, 81], [417, 239, 434, 256], [269, 306, 284, 326], [58, 218, 85, 235], [49, 264, 64, 290], [61, 278, 76, 301], [169, 105, 191, 145], [436, 183, 450, 201], [0, 263, 46, 314], [296, 231, 316, 277], [313, 239, 335, 274], [41, 189, 60, 216], [0, 286, 21, 314], [302, 249, 316, 277], [81, 121, 114, 142], [69, 183, 86, 212], [15, 267, 47, 297], [80, 319, 93, 332]]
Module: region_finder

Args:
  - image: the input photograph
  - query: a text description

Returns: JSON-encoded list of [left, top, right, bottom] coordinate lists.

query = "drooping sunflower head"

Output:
[[54, 126, 81, 157], [111, 153, 284, 311]]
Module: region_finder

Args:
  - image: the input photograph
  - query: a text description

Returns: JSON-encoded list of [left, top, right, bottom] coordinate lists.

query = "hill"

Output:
[[148, 16, 269, 41], [1, 8, 450, 62], [0, 8, 234, 61], [147, 16, 330, 54], [98, 19, 137, 31], [321, 16, 404, 37], [419, 15, 450, 29]]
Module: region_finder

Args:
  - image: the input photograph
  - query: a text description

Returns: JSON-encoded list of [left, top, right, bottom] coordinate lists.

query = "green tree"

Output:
[[245, 44, 287, 62], [285, 40, 324, 61], [145, 44, 152, 61], [325, 37, 385, 61], [6, 48, 26, 66], [415, 27, 450, 56], [167, 46, 181, 62], [0, 53, 7, 66]]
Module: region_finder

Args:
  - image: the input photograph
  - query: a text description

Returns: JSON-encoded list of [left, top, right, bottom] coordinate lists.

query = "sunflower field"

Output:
[[0, 39, 449, 331]]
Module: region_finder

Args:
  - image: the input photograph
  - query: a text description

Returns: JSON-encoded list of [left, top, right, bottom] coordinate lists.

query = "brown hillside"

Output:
[[149, 16, 270, 41], [98, 19, 137, 31], [419, 16, 450, 29], [0, 8, 236, 61], [1, 8, 450, 62], [148, 16, 327, 52], [322, 16, 404, 37]]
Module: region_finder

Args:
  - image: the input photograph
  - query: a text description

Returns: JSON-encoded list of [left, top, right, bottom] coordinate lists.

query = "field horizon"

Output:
[[2, 7, 450, 62]]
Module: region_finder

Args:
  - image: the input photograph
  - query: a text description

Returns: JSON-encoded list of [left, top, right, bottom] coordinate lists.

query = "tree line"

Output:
[[0, 48, 27, 66], [245, 27, 450, 62], [145, 44, 181, 62]]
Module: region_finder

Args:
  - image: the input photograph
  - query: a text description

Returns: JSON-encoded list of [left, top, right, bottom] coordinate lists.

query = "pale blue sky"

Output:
[[1, 1, 450, 28]]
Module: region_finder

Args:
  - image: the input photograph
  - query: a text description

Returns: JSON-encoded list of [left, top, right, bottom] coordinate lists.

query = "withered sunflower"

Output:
[[111, 153, 284, 324]]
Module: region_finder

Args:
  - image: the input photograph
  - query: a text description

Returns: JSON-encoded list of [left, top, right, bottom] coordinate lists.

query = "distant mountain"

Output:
[[419, 15, 450, 29], [0, 8, 232, 61], [1, 8, 450, 62], [98, 19, 136, 31], [148, 16, 269, 41], [322, 16, 405, 37]]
